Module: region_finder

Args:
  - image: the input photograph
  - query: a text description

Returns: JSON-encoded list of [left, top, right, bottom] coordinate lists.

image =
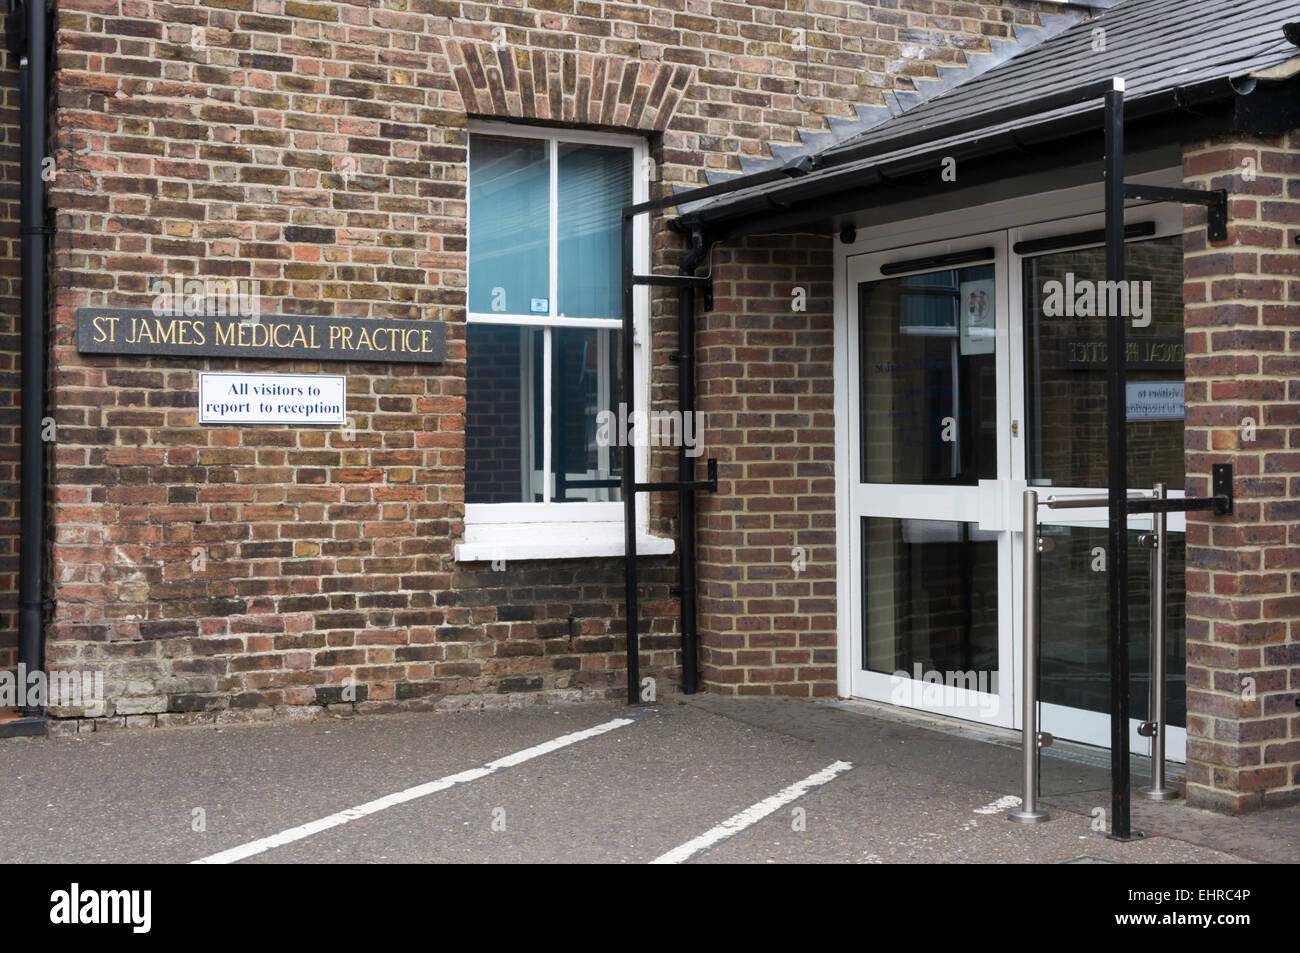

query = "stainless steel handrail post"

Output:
[[1009, 489, 1050, 823], [1139, 482, 1178, 800]]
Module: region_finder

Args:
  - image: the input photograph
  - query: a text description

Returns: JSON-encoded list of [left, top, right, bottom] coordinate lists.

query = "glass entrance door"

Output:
[[846, 235, 1015, 726], [1012, 217, 1188, 761], [844, 207, 1190, 758]]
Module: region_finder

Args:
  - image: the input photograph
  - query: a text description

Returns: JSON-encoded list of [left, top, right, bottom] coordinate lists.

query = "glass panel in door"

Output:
[[860, 264, 999, 486], [1023, 236, 1185, 490], [1021, 234, 1187, 763], [849, 247, 1010, 724], [861, 517, 1001, 697]]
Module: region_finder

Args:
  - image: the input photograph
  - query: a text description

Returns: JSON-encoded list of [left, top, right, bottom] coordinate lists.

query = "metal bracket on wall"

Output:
[[635, 458, 718, 495], [632, 272, 713, 311], [1122, 183, 1228, 242], [1125, 464, 1233, 517], [632, 272, 712, 293]]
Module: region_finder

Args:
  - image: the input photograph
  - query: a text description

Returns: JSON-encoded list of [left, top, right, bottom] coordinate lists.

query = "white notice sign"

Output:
[[1126, 381, 1184, 421], [199, 373, 346, 425]]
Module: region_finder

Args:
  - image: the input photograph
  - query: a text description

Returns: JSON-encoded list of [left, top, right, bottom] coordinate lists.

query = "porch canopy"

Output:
[[672, 0, 1300, 241]]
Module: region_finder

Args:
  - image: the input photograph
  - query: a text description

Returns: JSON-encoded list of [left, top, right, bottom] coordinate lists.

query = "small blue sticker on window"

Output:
[[530, 298, 549, 314]]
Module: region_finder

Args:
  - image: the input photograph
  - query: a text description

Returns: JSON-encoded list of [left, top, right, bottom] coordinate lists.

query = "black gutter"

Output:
[[676, 76, 1245, 235], [15, 0, 49, 719], [640, 78, 1137, 229], [676, 227, 710, 694], [625, 157, 814, 220], [815, 77, 1124, 168], [697, 112, 1218, 242]]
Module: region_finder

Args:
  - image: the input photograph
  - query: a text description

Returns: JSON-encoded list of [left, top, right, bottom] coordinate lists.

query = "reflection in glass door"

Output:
[[847, 237, 1014, 726], [1017, 229, 1188, 760]]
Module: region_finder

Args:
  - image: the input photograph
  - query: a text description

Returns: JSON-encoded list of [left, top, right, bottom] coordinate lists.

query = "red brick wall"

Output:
[[696, 233, 837, 696], [43, 0, 1066, 723], [1181, 130, 1300, 812]]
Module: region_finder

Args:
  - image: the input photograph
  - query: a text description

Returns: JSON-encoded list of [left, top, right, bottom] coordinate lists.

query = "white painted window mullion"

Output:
[[543, 138, 559, 502]]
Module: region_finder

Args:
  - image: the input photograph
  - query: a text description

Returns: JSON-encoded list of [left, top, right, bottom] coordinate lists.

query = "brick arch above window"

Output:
[[446, 42, 691, 131]]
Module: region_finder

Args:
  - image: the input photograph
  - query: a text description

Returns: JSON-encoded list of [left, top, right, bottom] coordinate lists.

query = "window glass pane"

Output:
[[550, 327, 622, 502], [860, 516, 1000, 682], [1023, 235, 1184, 488], [858, 264, 997, 485], [557, 143, 631, 319], [466, 324, 543, 503], [469, 136, 549, 316]]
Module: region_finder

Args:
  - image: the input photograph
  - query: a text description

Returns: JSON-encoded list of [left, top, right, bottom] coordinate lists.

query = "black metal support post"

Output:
[[18, 0, 50, 718], [676, 231, 706, 694], [1093, 78, 1236, 839], [1103, 80, 1137, 841]]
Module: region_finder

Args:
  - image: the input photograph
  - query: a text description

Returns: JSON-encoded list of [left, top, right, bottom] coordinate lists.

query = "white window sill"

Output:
[[455, 521, 675, 562]]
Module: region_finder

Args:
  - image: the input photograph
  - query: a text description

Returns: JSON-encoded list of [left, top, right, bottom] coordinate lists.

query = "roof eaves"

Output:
[[698, 3, 1094, 186], [675, 2, 1300, 230], [674, 75, 1247, 233]]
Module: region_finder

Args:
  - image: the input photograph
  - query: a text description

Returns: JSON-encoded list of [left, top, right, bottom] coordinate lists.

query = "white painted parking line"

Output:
[[650, 760, 854, 864], [192, 714, 645, 864]]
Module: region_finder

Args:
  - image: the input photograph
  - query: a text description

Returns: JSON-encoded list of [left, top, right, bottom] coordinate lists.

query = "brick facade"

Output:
[[0, 0, 1294, 824], [39, 0, 1071, 724], [696, 234, 837, 696], [1180, 130, 1300, 812]]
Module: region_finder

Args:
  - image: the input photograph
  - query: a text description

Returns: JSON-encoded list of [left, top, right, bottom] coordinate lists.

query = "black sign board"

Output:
[[76, 308, 446, 365]]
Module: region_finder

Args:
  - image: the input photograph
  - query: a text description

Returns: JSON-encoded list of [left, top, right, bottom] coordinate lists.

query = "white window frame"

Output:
[[457, 121, 672, 561]]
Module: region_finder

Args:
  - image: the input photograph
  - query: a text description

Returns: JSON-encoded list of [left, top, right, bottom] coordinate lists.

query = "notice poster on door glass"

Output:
[[959, 278, 995, 355], [1126, 380, 1184, 421]]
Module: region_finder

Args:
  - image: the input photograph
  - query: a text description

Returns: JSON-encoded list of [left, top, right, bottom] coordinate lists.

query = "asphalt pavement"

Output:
[[0, 694, 1293, 864]]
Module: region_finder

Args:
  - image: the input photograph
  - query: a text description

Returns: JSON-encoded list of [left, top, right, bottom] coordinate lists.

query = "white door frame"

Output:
[[833, 169, 1189, 759], [843, 231, 1015, 728]]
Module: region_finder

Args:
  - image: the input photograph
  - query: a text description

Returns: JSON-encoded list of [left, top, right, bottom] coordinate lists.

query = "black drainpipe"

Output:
[[675, 227, 710, 694], [14, 0, 49, 716]]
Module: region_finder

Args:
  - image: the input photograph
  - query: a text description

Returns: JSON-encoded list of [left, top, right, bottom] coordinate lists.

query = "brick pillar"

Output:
[[695, 234, 837, 697], [1181, 130, 1300, 813]]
